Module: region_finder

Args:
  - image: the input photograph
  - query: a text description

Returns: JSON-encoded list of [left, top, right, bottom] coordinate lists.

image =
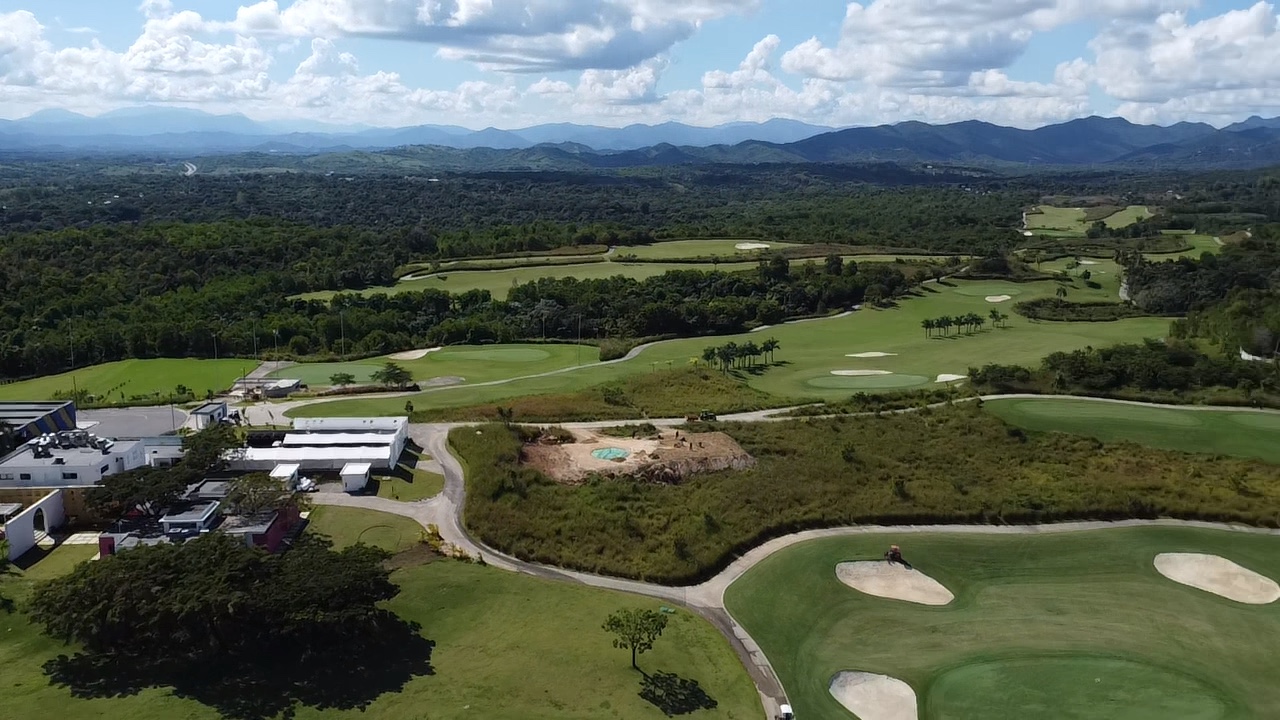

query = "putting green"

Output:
[[806, 374, 929, 389], [951, 283, 1026, 297], [926, 656, 1233, 719], [1226, 413, 1280, 430], [444, 348, 552, 362]]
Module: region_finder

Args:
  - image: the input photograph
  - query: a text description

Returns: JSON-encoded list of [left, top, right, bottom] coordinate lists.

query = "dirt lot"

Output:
[[521, 427, 754, 484]]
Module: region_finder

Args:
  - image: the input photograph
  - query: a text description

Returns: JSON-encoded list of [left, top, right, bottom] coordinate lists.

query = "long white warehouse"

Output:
[[227, 417, 409, 472]]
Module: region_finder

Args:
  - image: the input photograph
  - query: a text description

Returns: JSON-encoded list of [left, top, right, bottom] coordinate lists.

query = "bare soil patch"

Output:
[[521, 427, 754, 485]]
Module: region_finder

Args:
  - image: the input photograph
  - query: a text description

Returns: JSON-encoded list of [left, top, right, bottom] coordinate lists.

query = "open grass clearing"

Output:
[[455, 407, 1280, 583], [276, 343, 591, 387], [0, 510, 759, 720], [984, 398, 1280, 464], [372, 467, 445, 501], [1026, 205, 1150, 234], [306, 505, 424, 554], [293, 276, 1169, 417], [724, 527, 1280, 720], [0, 358, 251, 404], [297, 260, 762, 301], [617, 238, 807, 259]]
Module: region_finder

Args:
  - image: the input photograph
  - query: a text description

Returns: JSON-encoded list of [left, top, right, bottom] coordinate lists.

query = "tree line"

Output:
[[921, 309, 1008, 337], [700, 338, 780, 372]]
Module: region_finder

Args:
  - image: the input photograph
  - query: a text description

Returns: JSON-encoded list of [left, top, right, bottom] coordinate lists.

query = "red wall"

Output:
[[98, 536, 115, 557]]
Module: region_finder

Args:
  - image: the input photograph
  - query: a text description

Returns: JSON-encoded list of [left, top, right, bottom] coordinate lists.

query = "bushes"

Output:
[[454, 408, 1280, 584], [1015, 298, 1151, 322]]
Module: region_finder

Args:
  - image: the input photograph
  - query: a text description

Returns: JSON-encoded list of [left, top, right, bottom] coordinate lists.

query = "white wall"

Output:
[[3, 490, 65, 561], [0, 442, 146, 488]]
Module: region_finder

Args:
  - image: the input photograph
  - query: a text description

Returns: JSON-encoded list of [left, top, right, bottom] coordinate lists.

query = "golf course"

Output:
[[290, 272, 1167, 417], [724, 526, 1280, 720], [0, 358, 250, 405]]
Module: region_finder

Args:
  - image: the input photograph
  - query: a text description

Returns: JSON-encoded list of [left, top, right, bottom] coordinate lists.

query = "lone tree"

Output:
[[603, 608, 668, 669], [329, 372, 356, 387], [372, 362, 413, 389], [226, 472, 306, 515]]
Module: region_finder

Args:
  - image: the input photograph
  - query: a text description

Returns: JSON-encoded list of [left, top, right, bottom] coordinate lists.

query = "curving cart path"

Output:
[[310, 400, 1280, 719]]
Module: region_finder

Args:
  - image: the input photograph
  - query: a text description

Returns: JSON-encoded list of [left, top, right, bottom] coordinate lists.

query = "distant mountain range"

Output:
[[2, 108, 1280, 170], [0, 108, 833, 152]]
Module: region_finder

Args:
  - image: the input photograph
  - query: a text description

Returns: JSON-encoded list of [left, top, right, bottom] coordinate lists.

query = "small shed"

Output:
[[191, 401, 229, 430], [269, 463, 301, 489], [340, 462, 371, 493]]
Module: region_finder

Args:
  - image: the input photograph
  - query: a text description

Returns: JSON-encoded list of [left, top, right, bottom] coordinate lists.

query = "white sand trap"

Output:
[[388, 347, 441, 361], [985, 294, 1012, 303], [829, 671, 918, 720], [1022, 230, 1034, 236], [1154, 553, 1280, 604], [831, 370, 893, 376], [846, 352, 898, 358], [836, 561, 954, 605], [735, 242, 771, 250], [1079, 259, 1099, 265], [936, 373, 966, 383]]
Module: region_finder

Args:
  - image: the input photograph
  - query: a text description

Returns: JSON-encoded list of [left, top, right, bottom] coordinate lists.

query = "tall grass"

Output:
[[454, 406, 1280, 584]]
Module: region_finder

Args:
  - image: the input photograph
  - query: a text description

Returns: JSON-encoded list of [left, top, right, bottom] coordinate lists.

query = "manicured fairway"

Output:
[[1101, 205, 1152, 228], [984, 398, 1280, 464], [1026, 205, 1150, 234], [292, 275, 1169, 417], [299, 260, 761, 301], [619, 238, 805, 259], [724, 527, 1280, 720], [0, 513, 759, 720], [0, 358, 250, 404], [275, 343, 592, 387]]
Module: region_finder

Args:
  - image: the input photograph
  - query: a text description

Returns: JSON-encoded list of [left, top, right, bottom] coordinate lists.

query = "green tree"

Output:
[[602, 608, 669, 669], [922, 318, 934, 337], [1056, 286, 1069, 299], [85, 467, 189, 520], [371, 362, 413, 389], [761, 337, 779, 363], [226, 472, 305, 515], [824, 254, 844, 276], [329, 372, 356, 387]]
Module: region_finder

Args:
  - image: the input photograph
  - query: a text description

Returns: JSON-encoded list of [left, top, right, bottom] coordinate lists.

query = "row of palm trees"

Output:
[[922, 309, 1009, 338], [700, 337, 780, 372]]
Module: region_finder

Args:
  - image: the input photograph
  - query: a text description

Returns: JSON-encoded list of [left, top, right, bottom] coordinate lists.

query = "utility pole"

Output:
[[213, 332, 219, 361], [576, 314, 582, 366], [340, 311, 346, 357], [273, 328, 279, 355]]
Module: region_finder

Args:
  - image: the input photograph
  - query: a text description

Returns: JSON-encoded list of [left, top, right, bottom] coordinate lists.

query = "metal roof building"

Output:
[[0, 401, 78, 441]]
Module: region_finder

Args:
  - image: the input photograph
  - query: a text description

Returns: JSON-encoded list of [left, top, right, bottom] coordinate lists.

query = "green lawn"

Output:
[[298, 260, 761, 301], [984, 398, 1280, 464], [0, 511, 760, 720], [618, 238, 804, 259], [1026, 205, 1150, 234], [306, 505, 424, 553], [0, 358, 251, 404], [276, 344, 593, 387], [724, 527, 1280, 720], [292, 276, 1169, 417], [373, 468, 445, 501]]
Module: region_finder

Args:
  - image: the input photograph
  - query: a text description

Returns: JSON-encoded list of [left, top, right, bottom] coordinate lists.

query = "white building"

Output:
[[0, 432, 146, 488], [341, 462, 371, 492], [226, 417, 409, 473]]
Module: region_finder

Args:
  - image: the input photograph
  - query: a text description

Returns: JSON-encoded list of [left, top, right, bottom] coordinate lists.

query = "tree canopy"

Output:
[[602, 608, 669, 669]]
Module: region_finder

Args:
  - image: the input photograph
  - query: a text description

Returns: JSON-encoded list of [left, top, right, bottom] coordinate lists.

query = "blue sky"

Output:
[[2, 0, 1279, 128]]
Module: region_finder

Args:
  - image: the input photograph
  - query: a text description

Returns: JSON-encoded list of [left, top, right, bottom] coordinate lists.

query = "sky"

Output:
[[1, 0, 1279, 129]]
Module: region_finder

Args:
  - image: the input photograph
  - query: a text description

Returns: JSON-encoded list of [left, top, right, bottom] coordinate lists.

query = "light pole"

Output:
[[213, 332, 219, 361], [340, 310, 346, 357]]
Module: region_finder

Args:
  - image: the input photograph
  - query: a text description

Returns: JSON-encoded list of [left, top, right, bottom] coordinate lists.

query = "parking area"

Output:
[[77, 406, 188, 438]]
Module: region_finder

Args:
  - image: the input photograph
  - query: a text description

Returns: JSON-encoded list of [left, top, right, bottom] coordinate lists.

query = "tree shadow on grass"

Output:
[[638, 670, 718, 717], [43, 613, 435, 720]]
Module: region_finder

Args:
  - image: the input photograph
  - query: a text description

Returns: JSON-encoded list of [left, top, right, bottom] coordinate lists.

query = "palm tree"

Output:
[[742, 341, 761, 366], [762, 338, 779, 363], [922, 318, 934, 337], [938, 316, 953, 336], [975, 315, 986, 332], [1056, 286, 1069, 299], [1000, 312, 1010, 328], [496, 406, 514, 428], [953, 315, 967, 334], [701, 346, 717, 366], [724, 342, 740, 368], [716, 346, 734, 373], [989, 308, 1001, 327]]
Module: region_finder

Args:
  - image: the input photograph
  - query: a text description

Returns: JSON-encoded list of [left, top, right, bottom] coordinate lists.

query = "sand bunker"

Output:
[[388, 347, 441, 361], [1023, 230, 1035, 237], [936, 373, 966, 383], [1153, 553, 1280, 604], [836, 561, 954, 605], [831, 370, 893, 376], [1079, 259, 1099, 265], [735, 242, 771, 250], [846, 352, 898, 358], [829, 671, 918, 720], [985, 294, 1013, 303]]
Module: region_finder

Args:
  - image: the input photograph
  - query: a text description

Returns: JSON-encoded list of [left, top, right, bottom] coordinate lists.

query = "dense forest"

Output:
[[1, 159, 1277, 383]]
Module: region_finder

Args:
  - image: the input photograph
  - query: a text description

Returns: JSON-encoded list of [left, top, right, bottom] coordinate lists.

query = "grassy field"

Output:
[[1026, 205, 1150, 234], [372, 467, 445, 501], [617, 239, 805, 259], [0, 512, 759, 720], [298, 260, 762, 301], [306, 505, 425, 553], [724, 527, 1280, 720], [0, 358, 251, 404], [293, 275, 1169, 417], [455, 408, 1280, 583], [276, 344, 593, 386], [985, 398, 1280, 464]]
